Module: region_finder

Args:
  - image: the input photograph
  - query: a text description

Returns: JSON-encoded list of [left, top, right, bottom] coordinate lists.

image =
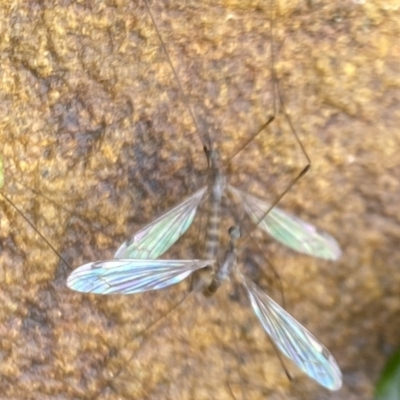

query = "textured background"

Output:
[[0, 0, 399, 399]]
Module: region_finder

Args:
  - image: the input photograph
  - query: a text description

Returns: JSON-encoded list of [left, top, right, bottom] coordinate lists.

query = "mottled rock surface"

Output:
[[0, 1, 399, 399]]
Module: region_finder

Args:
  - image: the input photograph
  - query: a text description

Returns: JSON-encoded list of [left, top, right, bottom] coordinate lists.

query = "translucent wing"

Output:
[[115, 187, 207, 259], [240, 276, 342, 390], [67, 259, 213, 295], [229, 186, 341, 260]]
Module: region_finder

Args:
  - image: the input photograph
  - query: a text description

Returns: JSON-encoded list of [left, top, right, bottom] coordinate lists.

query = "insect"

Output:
[[0, 1, 344, 398], [67, 225, 342, 390], [66, 1, 343, 396]]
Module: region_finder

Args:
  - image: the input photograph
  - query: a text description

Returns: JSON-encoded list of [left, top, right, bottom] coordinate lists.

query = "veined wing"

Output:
[[115, 187, 207, 259], [240, 275, 342, 390], [228, 186, 341, 260], [67, 259, 213, 295]]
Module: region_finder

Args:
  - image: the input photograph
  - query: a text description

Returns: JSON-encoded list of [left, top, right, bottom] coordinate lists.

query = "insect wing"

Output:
[[115, 187, 207, 259], [67, 259, 213, 295], [229, 186, 341, 260], [241, 276, 342, 390]]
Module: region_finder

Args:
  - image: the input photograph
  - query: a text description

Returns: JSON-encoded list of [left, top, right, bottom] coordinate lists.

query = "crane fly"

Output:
[[67, 225, 342, 390], [0, 0, 346, 400], [67, 130, 343, 392], [66, 0, 343, 394]]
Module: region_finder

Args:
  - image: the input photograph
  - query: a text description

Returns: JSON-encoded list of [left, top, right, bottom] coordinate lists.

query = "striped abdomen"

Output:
[[204, 171, 225, 260]]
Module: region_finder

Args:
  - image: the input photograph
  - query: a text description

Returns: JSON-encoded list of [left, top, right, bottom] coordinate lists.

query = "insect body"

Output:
[[67, 1, 343, 394]]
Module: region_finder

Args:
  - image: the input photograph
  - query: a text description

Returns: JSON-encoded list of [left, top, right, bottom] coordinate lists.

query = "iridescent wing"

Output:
[[115, 187, 207, 259], [228, 186, 341, 260], [240, 275, 342, 390], [67, 259, 213, 295]]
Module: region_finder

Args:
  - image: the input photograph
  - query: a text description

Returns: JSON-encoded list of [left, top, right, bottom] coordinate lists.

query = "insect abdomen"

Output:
[[205, 199, 221, 260]]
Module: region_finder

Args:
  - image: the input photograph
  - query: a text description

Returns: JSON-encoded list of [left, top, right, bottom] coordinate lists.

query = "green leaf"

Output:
[[375, 347, 400, 400]]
